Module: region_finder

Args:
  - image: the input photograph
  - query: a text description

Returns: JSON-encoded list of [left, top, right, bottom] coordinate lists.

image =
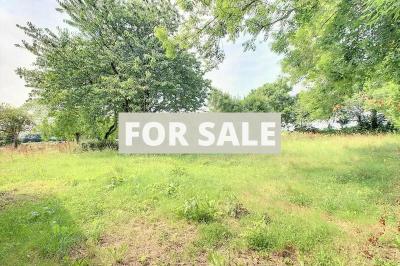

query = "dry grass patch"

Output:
[[0, 189, 37, 210], [89, 219, 202, 265]]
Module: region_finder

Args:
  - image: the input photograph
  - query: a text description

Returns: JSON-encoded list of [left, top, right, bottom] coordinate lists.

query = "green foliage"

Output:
[[365, 81, 400, 128], [297, 89, 335, 121], [154, 26, 177, 58], [180, 197, 216, 223], [159, 0, 305, 68], [171, 0, 400, 127], [0, 103, 33, 147], [243, 78, 296, 125], [209, 89, 243, 112], [21, 100, 51, 139], [80, 140, 118, 151], [209, 78, 296, 125], [279, 0, 400, 124], [17, 0, 210, 140], [296, 91, 397, 132], [225, 196, 249, 219]]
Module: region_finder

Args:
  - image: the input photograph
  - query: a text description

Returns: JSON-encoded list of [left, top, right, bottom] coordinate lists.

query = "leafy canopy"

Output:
[[209, 78, 296, 125], [17, 0, 211, 140], [163, 0, 400, 125]]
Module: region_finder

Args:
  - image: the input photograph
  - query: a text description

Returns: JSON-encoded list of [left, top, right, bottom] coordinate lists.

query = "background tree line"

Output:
[[1, 0, 399, 147]]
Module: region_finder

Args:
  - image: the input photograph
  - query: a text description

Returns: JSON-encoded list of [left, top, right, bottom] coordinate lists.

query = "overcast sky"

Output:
[[0, 0, 282, 106]]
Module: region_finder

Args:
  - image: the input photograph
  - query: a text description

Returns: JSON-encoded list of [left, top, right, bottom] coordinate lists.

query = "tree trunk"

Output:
[[13, 134, 18, 149], [370, 109, 378, 129], [75, 132, 81, 143], [104, 122, 117, 140], [356, 114, 362, 128]]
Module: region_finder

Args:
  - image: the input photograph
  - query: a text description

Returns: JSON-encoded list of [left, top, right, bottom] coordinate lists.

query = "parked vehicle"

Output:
[[22, 134, 42, 143], [49, 136, 59, 142]]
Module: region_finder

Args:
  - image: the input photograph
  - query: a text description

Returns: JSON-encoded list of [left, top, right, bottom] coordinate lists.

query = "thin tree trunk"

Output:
[[13, 134, 18, 149], [357, 114, 362, 128], [104, 122, 117, 140], [370, 109, 378, 129], [75, 132, 81, 143]]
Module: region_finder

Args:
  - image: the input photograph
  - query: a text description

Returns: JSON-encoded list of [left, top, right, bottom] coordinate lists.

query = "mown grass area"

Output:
[[0, 134, 399, 265]]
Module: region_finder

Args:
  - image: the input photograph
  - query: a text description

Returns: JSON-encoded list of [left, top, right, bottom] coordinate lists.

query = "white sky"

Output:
[[0, 0, 282, 106]]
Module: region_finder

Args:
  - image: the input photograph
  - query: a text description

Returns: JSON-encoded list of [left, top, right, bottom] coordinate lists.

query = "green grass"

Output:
[[0, 134, 399, 265]]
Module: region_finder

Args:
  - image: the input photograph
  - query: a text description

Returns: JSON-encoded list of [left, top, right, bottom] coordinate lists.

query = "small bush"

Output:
[[226, 200, 249, 219], [180, 197, 216, 223], [80, 140, 118, 151]]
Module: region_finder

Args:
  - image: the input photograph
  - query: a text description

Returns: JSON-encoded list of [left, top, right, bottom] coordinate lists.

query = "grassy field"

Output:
[[0, 134, 399, 265]]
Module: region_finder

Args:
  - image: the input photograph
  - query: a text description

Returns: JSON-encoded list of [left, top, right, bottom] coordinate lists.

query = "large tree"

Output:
[[159, 0, 400, 126], [17, 0, 210, 140]]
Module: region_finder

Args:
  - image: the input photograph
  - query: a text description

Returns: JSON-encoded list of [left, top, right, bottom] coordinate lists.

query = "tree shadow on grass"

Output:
[[0, 190, 84, 265]]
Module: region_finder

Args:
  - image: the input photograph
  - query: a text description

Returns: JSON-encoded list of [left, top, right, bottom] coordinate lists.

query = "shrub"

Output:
[[80, 140, 118, 151], [180, 197, 216, 223], [226, 196, 250, 218], [0, 134, 12, 146]]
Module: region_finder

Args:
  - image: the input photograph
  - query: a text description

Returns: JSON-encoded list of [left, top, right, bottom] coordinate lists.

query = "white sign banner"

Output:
[[119, 113, 281, 154]]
